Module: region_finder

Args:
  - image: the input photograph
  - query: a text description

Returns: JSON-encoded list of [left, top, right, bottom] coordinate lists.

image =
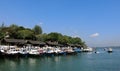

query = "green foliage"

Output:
[[36, 33, 47, 41], [46, 32, 62, 41], [58, 35, 69, 44], [0, 32, 5, 39], [17, 29, 35, 39], [40, 32, 86, 47], [33, 25, 42, 35], [0, 23, 86, 47], [0, 24, 36, 40], [9, 24, 19, 38]]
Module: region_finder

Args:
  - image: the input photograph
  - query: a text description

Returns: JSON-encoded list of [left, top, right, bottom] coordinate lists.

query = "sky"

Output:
[[0, 0, 120, 47]]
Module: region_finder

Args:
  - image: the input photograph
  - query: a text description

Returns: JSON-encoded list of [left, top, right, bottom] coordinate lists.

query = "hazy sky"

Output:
[[0, 0, 120, 47]]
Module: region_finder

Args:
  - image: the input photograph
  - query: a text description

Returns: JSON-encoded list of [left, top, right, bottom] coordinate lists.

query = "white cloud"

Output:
[[90, 33, 99, 37], [39, 22, 43, 25], [72, 35, 80, 38], [37, 22, 43, 26]]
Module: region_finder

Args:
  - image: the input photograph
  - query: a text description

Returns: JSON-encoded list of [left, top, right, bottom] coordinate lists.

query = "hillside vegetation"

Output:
[[0, 24, 87, 48]]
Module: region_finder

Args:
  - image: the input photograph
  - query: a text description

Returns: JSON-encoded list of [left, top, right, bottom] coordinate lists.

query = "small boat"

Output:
[[1, 48, 20, 58], [54, 48, 65, 55], [82, 47, 93, 52], [66, 48, 75, 54], [104, 48, 107, 51], [73, 47, 81, 53], [46, 48, 55, 56], [28, 49, 40, 57], [19, 49, 28, 57], [107, 48, 113, 53], [95, 51, 100, 54]]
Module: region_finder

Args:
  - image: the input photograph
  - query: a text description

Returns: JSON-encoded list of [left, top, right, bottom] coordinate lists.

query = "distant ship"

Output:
[[107, 48, 113, 53]]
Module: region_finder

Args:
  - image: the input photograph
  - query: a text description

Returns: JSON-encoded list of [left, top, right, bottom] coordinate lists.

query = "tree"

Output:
[[46, 32, 62, 42], [0, 23, 87, 48], [9, 24, 19, 38], [0, 33, 5, 40], [36, 33, 47, 41], [58, 35, 69, 44], [33, 25, 42, 35], [9, 24, 18, 29], [71, 37, 82, 44], [17, 29, 35, 40], [0, 23, 5, 39]]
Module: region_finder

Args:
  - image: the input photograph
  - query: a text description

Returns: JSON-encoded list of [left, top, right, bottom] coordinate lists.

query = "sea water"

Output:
[[0, 47, 120, 71]]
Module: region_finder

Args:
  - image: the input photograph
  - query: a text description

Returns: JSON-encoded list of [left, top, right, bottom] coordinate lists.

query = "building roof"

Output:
[[1, 39, 46, 46], [27, 40, 46, 45], [46, 41, 58, 46], [1, 38, 26, 44]]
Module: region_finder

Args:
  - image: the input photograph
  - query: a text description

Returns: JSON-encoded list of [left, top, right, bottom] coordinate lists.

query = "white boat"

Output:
[[4, 48, 20, 54], [47, 49, 54, 54], [82, 47, 93, 52], [28, 49, 40, 55], [73, 47, 81, 52], [95, 51, 100, 54], [107, 48, 112, 53], [19, 49, 28, 54]]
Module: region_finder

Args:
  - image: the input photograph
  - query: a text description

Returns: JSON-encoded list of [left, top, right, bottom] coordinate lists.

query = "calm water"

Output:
[[0, 47, 120, 71]]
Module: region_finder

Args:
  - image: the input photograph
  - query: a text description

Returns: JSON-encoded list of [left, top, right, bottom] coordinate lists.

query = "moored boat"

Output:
[[82, 47, 93, 52], [73, 47, 81, 53], [1, 48, 20, 58], [28, 49, 40, 57], [107, 48, 113, 53]]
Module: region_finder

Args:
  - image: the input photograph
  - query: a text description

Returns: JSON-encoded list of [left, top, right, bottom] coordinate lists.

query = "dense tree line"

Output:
[[0, 24, 42, 40], [0, 24, 87, 48]]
